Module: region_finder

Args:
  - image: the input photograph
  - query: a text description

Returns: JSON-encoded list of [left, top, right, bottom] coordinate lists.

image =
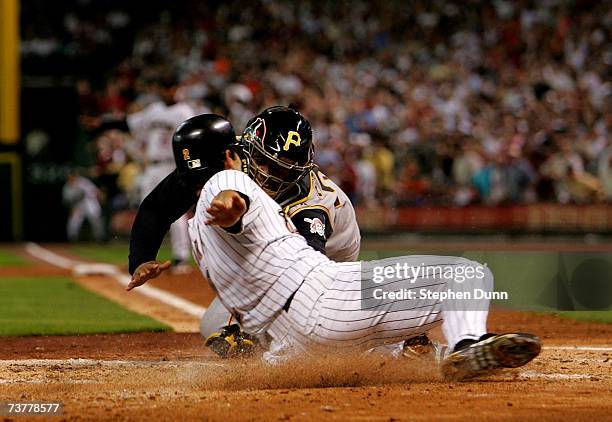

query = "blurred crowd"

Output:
[[26, 0, 610, 215]]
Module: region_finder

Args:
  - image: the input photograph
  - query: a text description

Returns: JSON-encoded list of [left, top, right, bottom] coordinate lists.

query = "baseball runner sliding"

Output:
[[127, 112, 541, 381], [128, 107, 434, 357]]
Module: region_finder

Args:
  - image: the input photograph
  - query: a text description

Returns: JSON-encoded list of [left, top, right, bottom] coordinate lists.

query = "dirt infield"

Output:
[[0, 244, 610, 420], [0, 337, 610, 421]]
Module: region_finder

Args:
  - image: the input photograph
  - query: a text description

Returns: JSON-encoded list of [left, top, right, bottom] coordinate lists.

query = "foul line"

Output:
[[24, 242, 207, 318]]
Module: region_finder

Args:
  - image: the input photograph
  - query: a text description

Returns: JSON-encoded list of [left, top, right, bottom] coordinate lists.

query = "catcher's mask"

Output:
[[241, 106, 314, 206]]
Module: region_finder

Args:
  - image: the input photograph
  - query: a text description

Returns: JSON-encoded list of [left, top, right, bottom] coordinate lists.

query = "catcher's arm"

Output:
[[290, 208, 333, 255]]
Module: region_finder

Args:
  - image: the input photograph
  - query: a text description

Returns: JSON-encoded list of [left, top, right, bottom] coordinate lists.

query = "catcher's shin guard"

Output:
[[205, 324, 256, 358]]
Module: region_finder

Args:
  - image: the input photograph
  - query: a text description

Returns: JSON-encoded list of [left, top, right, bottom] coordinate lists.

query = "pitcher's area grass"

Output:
[[0, 277, 170, 336]]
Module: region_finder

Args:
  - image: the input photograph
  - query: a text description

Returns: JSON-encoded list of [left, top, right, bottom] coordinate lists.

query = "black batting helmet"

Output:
[[241, 106, 314, 206], [172, 114, 238, 185]]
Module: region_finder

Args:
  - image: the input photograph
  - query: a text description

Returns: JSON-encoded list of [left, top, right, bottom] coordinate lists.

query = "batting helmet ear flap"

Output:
[[172, 114, 237, 184]]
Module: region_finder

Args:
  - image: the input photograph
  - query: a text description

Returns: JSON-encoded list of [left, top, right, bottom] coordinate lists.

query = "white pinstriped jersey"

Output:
[[197, 171, 361, 340], [188, 170, 329, 333], [127, 101, 195, 163], [286, 171, 361, 262], [128, 101, 195, 262], [189, 171, 493, 358]]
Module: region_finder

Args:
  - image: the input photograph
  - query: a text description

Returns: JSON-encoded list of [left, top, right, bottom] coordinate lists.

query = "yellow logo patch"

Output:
[[182, 148, 190, 160], [283, 131, 301, 151]]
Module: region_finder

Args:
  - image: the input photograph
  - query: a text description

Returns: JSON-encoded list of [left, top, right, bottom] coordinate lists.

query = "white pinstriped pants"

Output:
[[265, 256, 492, 363]]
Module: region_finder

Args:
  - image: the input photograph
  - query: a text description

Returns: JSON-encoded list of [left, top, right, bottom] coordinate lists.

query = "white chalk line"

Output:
[[0, 359, 227, 385], [24, 242, 207, 319], [0, 379, 47, 385], [518, 370, 593, 380], [544, 346, 612, 351], [0, 358, 225, 367]]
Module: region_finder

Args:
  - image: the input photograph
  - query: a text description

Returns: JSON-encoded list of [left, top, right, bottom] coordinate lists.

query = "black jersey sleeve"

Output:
[[291, 208, 333, 256], [128, 170, 198, 274]]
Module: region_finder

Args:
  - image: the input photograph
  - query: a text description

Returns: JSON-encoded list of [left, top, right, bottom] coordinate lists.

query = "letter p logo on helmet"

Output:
[[283, 131, 301, 151]]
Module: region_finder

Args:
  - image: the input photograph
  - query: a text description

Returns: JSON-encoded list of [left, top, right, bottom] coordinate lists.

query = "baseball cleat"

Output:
[[441, 333, 541, 381], [401, 334, 450, 364], [205, 331, 234, 357], [402, 333, 435, 358]]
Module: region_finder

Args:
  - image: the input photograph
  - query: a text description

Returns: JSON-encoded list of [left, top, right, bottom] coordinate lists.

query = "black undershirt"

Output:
[[128, 170, 198, 274]]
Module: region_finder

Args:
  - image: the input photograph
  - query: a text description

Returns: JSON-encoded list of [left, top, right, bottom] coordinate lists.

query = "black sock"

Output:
[[479, 333, 497, 341], [454, 333, 499, 352], [453, 338, 477, 352]]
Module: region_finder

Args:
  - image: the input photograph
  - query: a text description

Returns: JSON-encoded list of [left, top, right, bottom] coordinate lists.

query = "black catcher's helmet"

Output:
[[172, 114, 238, 186], [241, 106, 314, 206]]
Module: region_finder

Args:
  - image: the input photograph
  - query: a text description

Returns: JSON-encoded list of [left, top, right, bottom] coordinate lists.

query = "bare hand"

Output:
[[206, 190, 247, 228], [224, 150, 243, 171], [126, 260, 171, 291]]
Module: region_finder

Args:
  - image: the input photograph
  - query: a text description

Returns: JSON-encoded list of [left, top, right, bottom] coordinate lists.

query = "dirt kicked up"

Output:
[[0, 244, 610, 420]]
